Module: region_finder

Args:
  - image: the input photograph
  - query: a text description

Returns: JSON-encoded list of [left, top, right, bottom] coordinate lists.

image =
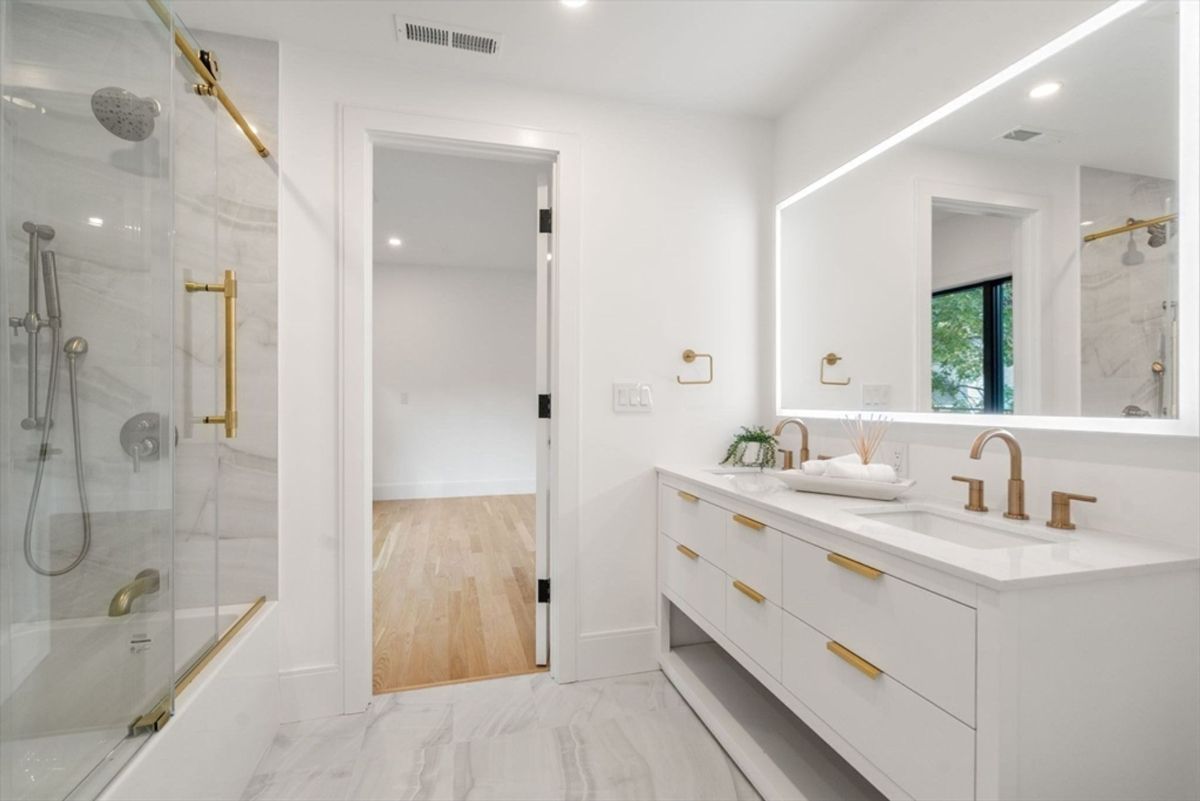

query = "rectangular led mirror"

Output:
[[777, 1, 1197, 435]]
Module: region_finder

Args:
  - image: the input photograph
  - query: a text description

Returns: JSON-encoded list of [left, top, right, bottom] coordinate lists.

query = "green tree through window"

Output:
[[931, 277, 1013, 413]]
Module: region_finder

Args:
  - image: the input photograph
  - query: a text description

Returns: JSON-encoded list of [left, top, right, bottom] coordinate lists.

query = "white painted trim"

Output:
[[339, 107, 582, 715], [372, 479, 536, 501], [915, 183, 1050, 416], [279, 664, 343, 723], [773, 0, 1199, 438], [575, 625, 659, 681]]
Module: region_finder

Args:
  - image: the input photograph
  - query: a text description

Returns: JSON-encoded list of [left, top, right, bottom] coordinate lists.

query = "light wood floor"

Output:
[[372, 494, 539, 694]]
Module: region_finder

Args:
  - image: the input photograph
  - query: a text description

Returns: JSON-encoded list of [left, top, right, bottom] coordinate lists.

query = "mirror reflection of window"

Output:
[[932, 278, 1013, 413]]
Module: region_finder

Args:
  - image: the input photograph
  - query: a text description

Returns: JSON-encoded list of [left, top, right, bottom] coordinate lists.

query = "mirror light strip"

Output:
[[775, 0, 1146, 212]]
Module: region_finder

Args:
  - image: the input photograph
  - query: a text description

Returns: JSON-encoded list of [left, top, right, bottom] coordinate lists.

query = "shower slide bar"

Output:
[[145, 0, 269, 158]]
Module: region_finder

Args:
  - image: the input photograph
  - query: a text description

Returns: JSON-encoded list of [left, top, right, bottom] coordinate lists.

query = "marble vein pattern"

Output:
[[241, 671, 761, 801]]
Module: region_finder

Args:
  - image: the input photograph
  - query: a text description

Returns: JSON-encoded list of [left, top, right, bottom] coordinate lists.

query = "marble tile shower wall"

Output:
[[1080, 166, 1178, 418], [1, 4, 278, 624], [178, 29, 279, 609]]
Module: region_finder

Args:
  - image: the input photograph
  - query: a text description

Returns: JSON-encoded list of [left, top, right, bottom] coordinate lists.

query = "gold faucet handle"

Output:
[[951, 475, 988, 512], [1047, 491, 1096, 530]]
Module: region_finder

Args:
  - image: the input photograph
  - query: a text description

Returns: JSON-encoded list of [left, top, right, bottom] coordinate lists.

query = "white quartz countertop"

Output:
[[658, 465, 1199, 590]]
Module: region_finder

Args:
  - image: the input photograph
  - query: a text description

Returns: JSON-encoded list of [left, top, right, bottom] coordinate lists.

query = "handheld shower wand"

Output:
[[22, 249, 93, 577]]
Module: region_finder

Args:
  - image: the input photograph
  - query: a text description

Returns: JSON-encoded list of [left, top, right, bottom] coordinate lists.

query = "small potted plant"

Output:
[[720, 426, 778, 469]]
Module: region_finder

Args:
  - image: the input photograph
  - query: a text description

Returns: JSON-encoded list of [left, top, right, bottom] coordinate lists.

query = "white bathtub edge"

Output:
[[97, 601, 280, 801]]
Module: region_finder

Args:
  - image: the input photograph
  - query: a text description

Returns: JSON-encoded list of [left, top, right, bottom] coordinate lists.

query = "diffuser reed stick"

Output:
[[841, 413, 891, 465]]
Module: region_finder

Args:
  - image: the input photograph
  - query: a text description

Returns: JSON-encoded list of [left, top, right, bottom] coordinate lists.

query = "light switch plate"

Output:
[[863, 384, 891, 409], [613, 382, 653, 413]]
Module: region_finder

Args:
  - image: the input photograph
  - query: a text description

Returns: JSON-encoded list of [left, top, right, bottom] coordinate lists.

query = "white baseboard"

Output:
[[372, 479, 535, 501], [576, 625, 659, 681], [279, 663, 343, 722]]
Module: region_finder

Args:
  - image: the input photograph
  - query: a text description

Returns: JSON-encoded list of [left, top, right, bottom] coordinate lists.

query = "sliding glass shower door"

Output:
[[0, 2, 181, 798]]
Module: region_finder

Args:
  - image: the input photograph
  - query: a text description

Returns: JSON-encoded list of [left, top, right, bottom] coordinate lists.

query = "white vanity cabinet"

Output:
[[656, 470, 1200, 801]]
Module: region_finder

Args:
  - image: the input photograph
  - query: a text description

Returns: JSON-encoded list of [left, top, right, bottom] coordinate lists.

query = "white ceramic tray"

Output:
[[773, 470, 915, 501]]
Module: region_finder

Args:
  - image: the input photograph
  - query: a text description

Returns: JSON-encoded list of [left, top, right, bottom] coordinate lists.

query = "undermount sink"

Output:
[[856, 504, 1061, 550]]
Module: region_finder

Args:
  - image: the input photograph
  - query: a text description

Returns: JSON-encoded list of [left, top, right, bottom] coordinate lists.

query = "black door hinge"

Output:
[[537, 578, 551, 603], [538, 394, 551, 419], [539, 208, 552, 234]]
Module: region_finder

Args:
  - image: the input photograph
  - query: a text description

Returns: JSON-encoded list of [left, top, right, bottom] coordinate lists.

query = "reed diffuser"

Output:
[[841, 413, 891, 465]]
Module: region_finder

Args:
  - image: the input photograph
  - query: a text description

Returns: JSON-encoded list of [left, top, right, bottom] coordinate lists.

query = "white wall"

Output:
[[932, 211, 1018, 292], [772, 0, 1199, 551], [372, 264, 536, 500], [279, 46, 771, 717]]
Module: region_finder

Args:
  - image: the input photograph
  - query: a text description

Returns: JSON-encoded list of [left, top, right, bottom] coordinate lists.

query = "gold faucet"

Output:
[[773, 418, 810, 470], [968, 428, 1028, 520], [109, 569, 161, 617], [1047, 491, 1097, 530]]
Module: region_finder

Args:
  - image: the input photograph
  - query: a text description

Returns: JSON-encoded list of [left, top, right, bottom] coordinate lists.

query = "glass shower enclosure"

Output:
[[0, 1, 236, 797]]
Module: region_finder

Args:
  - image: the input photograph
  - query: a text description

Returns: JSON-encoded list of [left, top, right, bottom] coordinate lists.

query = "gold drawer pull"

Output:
[[676, 544, 699, 560], [732, 580, 765, 604], [732, 513, 765, 531], [827, 552, 883, 580], [677, 490, 699, 503], [827, 641, 882, 679]]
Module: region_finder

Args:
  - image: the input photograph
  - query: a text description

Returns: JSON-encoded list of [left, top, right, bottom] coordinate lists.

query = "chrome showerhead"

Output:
[[1121, 233, 1145, 266], [90, 87, 160, 142], [64, 336, 88, 357], [1147, 221, 1167, 248]]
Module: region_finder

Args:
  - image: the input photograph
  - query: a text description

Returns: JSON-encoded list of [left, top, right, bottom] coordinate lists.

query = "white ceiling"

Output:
[[373, 147, 544, 270], [172, 0, 907, 118]]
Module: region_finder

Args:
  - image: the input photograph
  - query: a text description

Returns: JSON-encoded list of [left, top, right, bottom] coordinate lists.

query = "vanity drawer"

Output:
[[661, 535, 725, 631], [782, 536, 976, 725], [724, 512, 782, 602], [725, 578, 782, 677], [782, 612, 975, 801], [660, 484, 726, 569]]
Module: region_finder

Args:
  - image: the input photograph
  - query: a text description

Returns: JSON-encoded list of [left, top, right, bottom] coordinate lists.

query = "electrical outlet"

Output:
[[877, 441, 908, 477]]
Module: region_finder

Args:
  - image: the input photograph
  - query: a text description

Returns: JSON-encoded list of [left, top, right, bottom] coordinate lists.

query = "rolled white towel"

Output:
[[801, 453, 858, 476], [825, 460, 898, 484]]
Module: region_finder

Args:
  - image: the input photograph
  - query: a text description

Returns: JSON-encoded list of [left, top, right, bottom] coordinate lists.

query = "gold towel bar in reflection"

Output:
[[820, 352, 851, 385], [676, 544, 700, 560], [732, 580, 765, 604], [145, 0, 269, 158], [185, 270, 238, 438], [827, 552, 883, 580], [677, 349, 714, 385], [827, 640, 882, 679], [732, 513, 765, 531], [1082, 213, 1177, 243]]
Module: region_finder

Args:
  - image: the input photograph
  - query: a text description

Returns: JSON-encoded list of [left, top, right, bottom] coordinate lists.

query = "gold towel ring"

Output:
[[677, 349, 713, 385], [819, 352, 850, 386]]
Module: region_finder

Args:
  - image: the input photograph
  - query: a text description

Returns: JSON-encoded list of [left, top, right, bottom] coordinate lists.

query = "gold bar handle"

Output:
[[732, 579, 765, 604], [676, 490, 699, 503], [676, 544, 699, 560], [826, 552, 883, 580], [732, 513, 765, 531], [827, 640, 882, 679], [185, 269, 237, 438]]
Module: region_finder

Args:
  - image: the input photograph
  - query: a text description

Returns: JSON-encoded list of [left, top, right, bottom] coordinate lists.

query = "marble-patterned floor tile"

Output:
[[240, 764, 355, 801], [532, 670, 685, 729], [449, 673, 540, 743]]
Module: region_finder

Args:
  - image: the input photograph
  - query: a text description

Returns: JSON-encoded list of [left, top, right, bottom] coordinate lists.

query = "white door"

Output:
[[534, 169, 552, 665]]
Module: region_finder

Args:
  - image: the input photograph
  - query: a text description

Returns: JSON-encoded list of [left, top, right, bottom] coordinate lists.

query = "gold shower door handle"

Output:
[[185, 269, 238, 438]]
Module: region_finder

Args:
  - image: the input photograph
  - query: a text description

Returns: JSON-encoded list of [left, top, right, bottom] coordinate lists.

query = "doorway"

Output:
[[369, 146, 552, 694]]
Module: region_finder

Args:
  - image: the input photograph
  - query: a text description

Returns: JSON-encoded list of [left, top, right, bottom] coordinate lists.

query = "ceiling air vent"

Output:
[[396, 17, 502, 56], [1000, 127, 1043, 142]]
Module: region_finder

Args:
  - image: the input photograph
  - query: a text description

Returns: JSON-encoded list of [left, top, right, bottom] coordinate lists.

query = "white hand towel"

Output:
[[801, 453, 858, 476], [825, 460, 898, 484]]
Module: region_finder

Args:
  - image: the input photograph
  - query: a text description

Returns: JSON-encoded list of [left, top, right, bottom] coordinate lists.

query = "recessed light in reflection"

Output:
[[388, 237, 402, 247], [1080, 220, 1094, 227], [1029, 81, 1062, 99], [87, 217, 104, 228]]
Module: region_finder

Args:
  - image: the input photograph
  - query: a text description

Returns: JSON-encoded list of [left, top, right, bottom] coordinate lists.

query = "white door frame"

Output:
[[338, 106, 581, 713]]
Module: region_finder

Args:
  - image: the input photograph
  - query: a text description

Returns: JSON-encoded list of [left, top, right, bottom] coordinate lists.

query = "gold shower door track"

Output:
[[145, 0, 270, 158]]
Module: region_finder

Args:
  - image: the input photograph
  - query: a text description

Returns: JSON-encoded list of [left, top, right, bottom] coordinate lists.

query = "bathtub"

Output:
[[0, 601, 278, 800]]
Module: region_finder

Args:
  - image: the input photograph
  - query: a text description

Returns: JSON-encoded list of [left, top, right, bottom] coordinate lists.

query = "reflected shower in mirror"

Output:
[[778, 1, 1184, 419]]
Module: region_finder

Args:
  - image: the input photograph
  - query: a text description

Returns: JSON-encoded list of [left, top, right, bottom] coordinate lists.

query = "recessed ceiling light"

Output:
[[1080, 220, 1095, 227], [387, 236, 402, 247], [561, 0, 587, 8], [87, 217, 104, 228], [1028, 81, 1062, 99]]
